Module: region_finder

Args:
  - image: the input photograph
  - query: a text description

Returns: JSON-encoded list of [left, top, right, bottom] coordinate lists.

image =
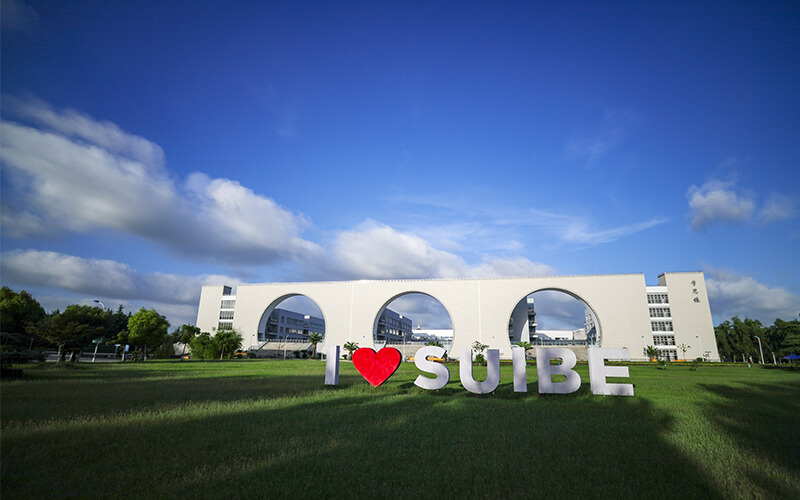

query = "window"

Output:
[[217, 322, 233, 331], [651, 321, 673, 332], [649, 307, 671, 318], [647, 293, 669, 304], [653, 334, 675, 346], [219, 310, 234, 320], [659, 349, 677, 361], [220, 300, 236, 309]]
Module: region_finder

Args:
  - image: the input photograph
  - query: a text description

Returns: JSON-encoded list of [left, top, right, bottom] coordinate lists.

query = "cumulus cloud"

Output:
[[385, 294, 454, 330], [321, 220, 554, 281], [706, 268, 800, 323], [1, 249, 236, 306], [686, 179, 796, 231], [686, 180, 755, 230], [0, 97, 322, 264], [326, 221, 466, 279]]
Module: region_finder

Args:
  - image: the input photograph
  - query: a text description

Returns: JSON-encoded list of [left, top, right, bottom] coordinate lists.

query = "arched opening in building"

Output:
[[256, 294, 326, 358], [507, 289, 600, 347], [373, 292, 454, 359]]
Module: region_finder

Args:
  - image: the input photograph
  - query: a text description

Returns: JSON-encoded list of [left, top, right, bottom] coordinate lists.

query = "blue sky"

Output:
[[2, 0, 798, 329]]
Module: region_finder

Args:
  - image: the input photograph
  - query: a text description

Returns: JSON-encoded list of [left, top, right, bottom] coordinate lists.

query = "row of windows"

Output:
[[220, 300, 236, 309], [219, 311, 234, 320], [647, 293, 669, 304], [217, 322, 233, 331], [651, 321, 674, 332], [653, 334, 676, 346], [649, 307, 671, 318], [659, 349, 677, 361], [277, 326, 323, 336]]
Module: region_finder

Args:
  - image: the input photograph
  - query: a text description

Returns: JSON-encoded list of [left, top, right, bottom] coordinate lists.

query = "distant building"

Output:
[[410, 326, 454, 342], [375, 308, 412, 342], [259, 308, 325, 341]]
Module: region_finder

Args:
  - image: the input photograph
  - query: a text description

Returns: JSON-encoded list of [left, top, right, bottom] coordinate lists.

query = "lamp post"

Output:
[[91, 300, 106, 363], [754, 335, 765, 364]]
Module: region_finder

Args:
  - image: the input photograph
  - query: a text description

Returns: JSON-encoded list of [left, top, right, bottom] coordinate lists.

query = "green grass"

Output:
[[2, 360, 799, 499]]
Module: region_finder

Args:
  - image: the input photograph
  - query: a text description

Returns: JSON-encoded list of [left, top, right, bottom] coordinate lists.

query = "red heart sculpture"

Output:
[[352, 347, 402, 387]]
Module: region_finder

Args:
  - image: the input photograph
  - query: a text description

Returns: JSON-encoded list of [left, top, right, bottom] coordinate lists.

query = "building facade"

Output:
[[195, 272, 720, 361], [259, 308, 326, 341]]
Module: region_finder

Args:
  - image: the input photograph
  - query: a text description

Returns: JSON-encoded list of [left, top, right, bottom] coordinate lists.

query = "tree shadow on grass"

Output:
[[2, 380, 725, 499], [697, 381, 800, 498]]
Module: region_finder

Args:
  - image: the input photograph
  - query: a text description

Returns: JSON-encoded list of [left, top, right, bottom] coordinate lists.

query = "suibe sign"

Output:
[[324, 345, 634, 396]]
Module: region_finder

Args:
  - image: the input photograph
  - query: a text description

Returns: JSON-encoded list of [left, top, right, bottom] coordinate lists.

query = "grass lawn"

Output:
[[2, 360, 799, 499]]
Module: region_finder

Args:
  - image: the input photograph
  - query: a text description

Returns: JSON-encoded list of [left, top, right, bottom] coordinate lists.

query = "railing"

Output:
[[255, 337, 315, 347]]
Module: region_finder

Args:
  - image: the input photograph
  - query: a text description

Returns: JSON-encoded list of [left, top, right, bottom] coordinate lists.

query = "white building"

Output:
[[410, 326, 454, 342], [195, 272, 720, 361]]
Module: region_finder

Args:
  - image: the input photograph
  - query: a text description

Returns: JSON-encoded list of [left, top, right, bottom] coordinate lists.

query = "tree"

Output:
[[0, 287, 46, 350], [513, 341, 533, 359], [174, 324, 201, 356], [775, 318, 800, 357], [645, 345, 659, 361], [36, 305, 105, 362], [215, 329, 243, 359], [188, 332, 218, 359], [472, 341, 489, 365], [715, 317, 763, 362], [308, 332, 323, 358], [127, 308, 169, 361], [677, 343, 691, 361], [343, 341, 359, 359]]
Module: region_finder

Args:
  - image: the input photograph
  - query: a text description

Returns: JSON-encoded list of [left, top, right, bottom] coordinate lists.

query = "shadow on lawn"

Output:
[[3, 378, 729, 499], [697, 381, 800, 498]]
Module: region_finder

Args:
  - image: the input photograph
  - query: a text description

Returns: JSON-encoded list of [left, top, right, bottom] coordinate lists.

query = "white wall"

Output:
[[197, 273, 718, 361]]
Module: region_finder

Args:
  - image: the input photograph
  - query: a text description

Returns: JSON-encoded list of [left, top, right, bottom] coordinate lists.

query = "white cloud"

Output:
[[325, 221, 470, 280], [555, 215, 669, 245], [384, 294, 454, 330], [389, 195, 668, 252], [706, 268, 800, 324], [0, 249, 235, 306], [0, 97, 322, 264], [758, 194, 796, 224], [686, 180, 755, 230], [3, 95, 165, 166], [321, 220, 555, 281], [686, 179, 797, 230]]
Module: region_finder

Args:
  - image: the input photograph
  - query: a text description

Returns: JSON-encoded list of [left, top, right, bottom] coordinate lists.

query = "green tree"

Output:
[[645, 345, 659, 361], [774, 317, 800, 357], [308, 332, 323, 358], [214, 329, 243, 359], [127, 308, 169, 361], [513, 341, 533, 359], [174, 324, 201, 356], [677, 343, 691, 360], [715, 317, 763, 362], [343, 341, 359, 359], [472, 341, 489, 365], [36, 305, 105, 362], [0, 287, 46, 350], [189, 332, 218, 359]]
